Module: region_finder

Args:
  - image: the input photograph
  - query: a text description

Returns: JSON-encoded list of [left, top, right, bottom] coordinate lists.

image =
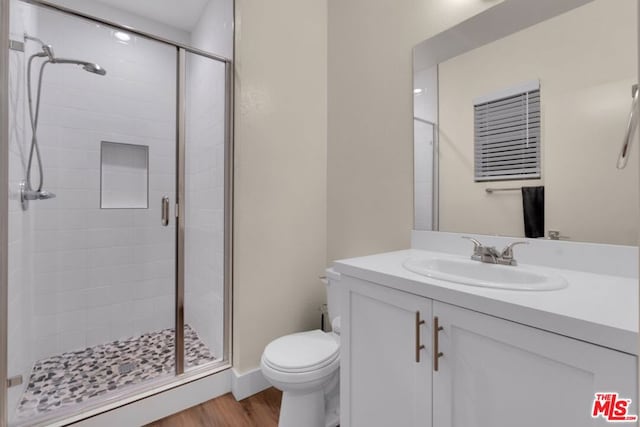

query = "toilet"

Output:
[[260, 269, 341, 427]]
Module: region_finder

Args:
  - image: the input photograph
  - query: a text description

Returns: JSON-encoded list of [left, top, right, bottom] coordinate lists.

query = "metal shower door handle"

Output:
[[617, 85, 639, 169], [161, 196, 170, 226]]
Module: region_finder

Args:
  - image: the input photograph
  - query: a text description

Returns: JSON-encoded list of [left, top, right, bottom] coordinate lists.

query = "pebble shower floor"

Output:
[[15, 324, 216, 420]]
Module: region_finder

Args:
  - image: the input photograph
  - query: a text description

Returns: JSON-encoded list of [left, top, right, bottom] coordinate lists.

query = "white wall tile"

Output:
[[25, 8, 178, 358], [85, 287, 118, 308], [86, 306, 111, 330], [86, 326, 111, 347], [34, 315, 58, 340], [33, 336, 57, 361], [58, 330, 86, 352], [55, 309, 87, 334]]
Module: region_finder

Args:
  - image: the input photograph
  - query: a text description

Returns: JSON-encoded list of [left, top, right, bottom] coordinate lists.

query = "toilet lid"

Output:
[[263, 330, 339, 373]]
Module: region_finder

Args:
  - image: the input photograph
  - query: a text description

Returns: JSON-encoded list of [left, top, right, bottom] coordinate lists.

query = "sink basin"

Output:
[[402, 257, 568, 291]]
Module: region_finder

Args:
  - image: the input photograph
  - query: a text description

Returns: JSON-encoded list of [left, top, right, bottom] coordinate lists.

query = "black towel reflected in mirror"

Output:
[[522, 186, 544, 238]]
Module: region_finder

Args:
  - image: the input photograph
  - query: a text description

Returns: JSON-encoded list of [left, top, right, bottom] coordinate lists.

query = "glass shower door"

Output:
[[183, 50, 229, 372], [7, 2, 179, 424]]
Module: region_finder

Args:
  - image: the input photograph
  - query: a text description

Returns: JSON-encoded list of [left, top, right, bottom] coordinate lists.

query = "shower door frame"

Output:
[[0, 1, 235, 426], [0, 0, 10, 426]]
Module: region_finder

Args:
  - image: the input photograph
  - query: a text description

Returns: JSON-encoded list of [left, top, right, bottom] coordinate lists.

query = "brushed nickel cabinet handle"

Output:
[[415, 311, 426, 363], [161, 196, 170, 226], [433, 316, 444, 371]]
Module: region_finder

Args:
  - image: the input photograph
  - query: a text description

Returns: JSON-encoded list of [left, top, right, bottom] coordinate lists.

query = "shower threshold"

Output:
[[15, 324, 215, 421]]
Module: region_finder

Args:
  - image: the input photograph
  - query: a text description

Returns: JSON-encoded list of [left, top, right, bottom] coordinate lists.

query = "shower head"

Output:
[[24, 36, 107, 76], [53, 58, 107, 76], [82, 62, 107, 76]]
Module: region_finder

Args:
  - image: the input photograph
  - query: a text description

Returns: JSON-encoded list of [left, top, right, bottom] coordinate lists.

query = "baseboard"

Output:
[[70, 369, 232, 427], [231, 367, 270, 401]]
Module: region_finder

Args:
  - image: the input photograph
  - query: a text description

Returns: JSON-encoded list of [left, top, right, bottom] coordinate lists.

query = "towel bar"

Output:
[[485, 187, 520, 194]]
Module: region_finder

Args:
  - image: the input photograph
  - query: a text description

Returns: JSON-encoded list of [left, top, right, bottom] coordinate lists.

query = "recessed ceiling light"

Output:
[[413, 88, 423, 95], [114, 31, 131, 42]]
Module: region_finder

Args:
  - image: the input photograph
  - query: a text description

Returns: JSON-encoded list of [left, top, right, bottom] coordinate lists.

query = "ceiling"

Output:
[[95, 0, 210, 31]]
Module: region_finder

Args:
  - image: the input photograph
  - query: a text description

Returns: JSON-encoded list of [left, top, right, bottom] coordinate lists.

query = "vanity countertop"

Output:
[[333, 249, 638, 355]]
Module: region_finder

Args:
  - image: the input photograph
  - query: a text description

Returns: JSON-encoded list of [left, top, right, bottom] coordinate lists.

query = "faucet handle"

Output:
[[462, 236, 484, 260], [500, 241, 529, 261], [462, 236, 482, 250]]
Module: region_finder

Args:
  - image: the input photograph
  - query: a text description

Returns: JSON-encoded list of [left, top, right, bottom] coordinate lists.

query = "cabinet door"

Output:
[[341, 277, 432, 427], [433, 301, 637, 427]]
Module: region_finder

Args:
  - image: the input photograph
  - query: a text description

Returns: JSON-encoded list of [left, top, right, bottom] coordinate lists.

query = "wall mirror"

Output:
[[413, 0, 638, 245]]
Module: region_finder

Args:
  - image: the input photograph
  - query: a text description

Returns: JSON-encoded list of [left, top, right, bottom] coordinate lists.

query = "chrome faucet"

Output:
[[462, 236, 528, 266], [498, 241, 529, 266], [462, 237, 500, 263]]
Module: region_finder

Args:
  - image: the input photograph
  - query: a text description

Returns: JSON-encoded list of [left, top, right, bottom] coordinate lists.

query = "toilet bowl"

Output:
[[260, 269, 341, 427], [261, 330, 339, 427]]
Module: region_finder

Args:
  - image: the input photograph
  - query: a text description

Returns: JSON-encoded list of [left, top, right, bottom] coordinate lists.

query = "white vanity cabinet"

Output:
[[341, 276, 433, 427], [340, 275, 638, 427]]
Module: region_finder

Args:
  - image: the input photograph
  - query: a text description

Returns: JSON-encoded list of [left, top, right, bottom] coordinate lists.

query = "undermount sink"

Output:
[[402, 257, 568, 291]]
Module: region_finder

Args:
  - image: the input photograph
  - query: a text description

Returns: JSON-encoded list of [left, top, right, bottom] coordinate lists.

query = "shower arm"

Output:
[[51, 58, 89, 65], [24, 34, 46, 46]]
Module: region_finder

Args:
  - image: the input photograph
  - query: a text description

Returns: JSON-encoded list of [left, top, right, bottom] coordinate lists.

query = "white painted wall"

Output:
[[233, 0, 328, 373], [26, 7, 177, 357], [327, 0, 502, 263], [231, 0, 503, 376], [438, 0, 638, 245]]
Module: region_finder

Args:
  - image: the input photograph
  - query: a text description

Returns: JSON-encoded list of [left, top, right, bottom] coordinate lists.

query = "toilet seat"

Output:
[[262, 330, 339, 373]]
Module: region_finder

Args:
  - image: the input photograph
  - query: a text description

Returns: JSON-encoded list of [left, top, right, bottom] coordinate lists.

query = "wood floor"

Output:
[[146, 388, 282, 427]]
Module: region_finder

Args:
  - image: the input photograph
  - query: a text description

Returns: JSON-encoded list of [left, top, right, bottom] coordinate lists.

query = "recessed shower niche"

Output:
[[100, 141, 149, 209]]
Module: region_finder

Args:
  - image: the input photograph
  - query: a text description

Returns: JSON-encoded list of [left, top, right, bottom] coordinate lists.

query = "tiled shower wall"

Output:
[[7, 1, 37, 418], [183, 0, 231, 362], [27, 9, 177, 358]]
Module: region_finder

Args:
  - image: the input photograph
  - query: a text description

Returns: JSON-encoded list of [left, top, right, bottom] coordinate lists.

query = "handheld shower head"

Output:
[[82, 63, 107, 76], [24, 35, 107, 76], [52, 58, 107, 76]]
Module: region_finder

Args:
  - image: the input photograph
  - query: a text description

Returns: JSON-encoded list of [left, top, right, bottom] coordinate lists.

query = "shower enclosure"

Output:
[[0, 0, 233, 425]]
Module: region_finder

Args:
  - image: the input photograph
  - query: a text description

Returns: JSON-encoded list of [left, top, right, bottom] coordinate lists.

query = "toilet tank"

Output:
[[325, 268, 342, 326]]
